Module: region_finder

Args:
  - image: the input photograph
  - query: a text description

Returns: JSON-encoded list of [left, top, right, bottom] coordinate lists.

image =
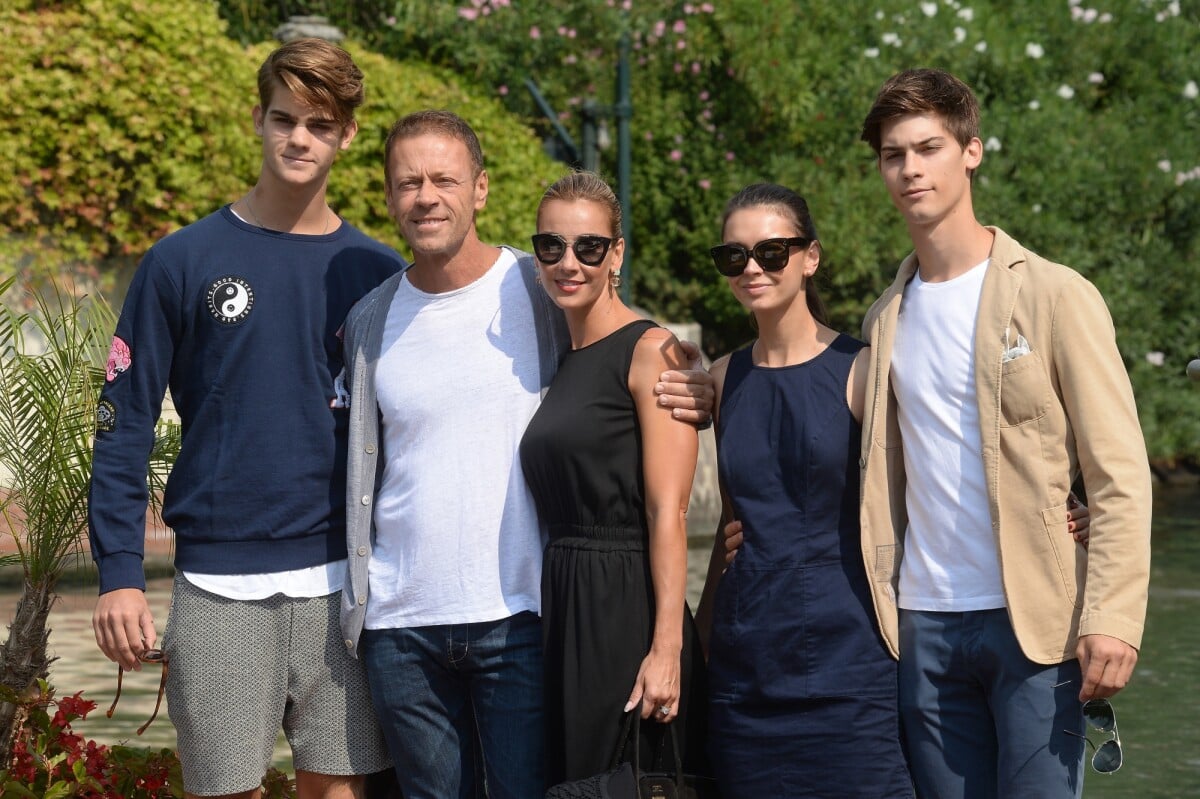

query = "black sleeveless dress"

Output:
[[709, 335, 912, 797], [519, 319, 707, 786]]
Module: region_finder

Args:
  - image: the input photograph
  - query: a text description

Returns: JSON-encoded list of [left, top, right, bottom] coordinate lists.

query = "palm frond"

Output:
[[0, 276, 175, 583]]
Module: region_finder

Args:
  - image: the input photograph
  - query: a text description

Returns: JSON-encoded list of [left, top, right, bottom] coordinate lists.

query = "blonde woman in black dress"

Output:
[[518, 172, 708, 786]]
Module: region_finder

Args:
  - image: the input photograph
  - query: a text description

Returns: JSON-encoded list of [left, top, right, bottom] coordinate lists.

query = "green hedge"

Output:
[[0, 0, 563, 283]]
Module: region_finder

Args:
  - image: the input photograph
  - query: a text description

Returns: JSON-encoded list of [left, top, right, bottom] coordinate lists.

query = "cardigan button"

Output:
[[361, 495, 371, 505], [365, 443, 376, 454], [357, 595, 366, 605], [344, 639, 354, 649], [357, 546, 367, 556]]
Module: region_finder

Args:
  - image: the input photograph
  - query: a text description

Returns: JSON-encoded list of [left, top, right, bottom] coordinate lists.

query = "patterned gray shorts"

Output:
[[162, 575, 390, 795]]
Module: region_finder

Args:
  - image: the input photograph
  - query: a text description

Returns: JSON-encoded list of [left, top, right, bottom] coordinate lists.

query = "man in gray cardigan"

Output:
[[339, 110, 712, 799]]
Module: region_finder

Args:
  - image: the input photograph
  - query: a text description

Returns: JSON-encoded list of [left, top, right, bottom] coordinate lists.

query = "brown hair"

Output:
[[383, 110, 485, 187], [257, 38, 364, 128], [860, 68, 981, 156], [720, 183, 829, 326], [537, 171, 623, 239]]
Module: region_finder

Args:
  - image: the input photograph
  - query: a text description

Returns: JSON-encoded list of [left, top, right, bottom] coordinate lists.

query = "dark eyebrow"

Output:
[[880, 136, 945, 155]]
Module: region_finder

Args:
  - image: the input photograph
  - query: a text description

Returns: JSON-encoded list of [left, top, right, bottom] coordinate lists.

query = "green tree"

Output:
[[0, 276, 178, 763]]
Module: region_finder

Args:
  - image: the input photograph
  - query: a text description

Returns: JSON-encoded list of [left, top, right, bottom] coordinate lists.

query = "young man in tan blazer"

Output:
[[858, 68, 1151, 798]]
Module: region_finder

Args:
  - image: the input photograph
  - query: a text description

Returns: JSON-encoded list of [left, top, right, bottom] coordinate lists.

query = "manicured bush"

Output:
[[0, 0, 562, 282]]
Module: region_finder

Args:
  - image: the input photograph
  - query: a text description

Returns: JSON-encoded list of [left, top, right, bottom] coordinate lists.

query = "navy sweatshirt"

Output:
[[88, 206, 405, 593]]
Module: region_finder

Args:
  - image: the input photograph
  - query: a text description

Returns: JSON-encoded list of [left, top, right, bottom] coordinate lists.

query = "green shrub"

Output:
[[0, 0, 562, 277]]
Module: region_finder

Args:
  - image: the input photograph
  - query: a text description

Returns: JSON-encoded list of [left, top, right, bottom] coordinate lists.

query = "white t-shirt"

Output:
[[892, 258, 1006, 611], [366, 249, 544, 628]]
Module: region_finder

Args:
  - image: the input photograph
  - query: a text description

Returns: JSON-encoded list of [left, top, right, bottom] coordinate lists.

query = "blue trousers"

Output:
[[898, 608, 1087, 799], [361, 611, 545, 799]]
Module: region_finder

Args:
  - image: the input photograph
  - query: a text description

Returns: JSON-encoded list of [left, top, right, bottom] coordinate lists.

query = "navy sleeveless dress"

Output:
[[709, 335, 912, 797], [520, 320, 708, 786]]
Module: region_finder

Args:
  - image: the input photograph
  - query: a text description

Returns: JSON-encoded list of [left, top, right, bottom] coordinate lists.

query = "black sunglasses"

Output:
[[1064, 698, 1123, 774], [531, 233, 614, 267], [709, 237, 811, 277]]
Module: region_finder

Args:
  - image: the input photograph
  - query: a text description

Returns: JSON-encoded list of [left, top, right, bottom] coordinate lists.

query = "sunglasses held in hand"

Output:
[[106, 648, 168, 736], [709, 237, 811, 276], [531, 233, 614, 266], [1064, 698, 1123, 774]]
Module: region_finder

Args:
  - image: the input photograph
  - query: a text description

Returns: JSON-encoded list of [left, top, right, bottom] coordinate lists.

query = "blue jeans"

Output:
[[898, 608, 1086, 799], [361, 611, 545, 799]]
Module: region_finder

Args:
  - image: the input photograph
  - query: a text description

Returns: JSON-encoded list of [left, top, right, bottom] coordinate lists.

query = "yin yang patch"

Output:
[[206, 276, 255, 324]]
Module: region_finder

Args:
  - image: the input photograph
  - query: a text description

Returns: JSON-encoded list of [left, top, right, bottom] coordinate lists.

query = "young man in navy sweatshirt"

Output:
[[88, 38, 403, 799]]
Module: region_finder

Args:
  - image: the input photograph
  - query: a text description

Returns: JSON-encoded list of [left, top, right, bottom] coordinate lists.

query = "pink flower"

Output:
[[725, 151, 736, 162], [674, 62, 684, 73], [530, 25, 541, 38], [458, 7, 479, 20], [691, 61, 701, 74], [498, 85, 508, 95], [654, 20, 667, 37], [699, 179, 711, 190], [676, 39, 687, 50], [699, 90, 710, 101], [674, 19, 687, 33], [644, 131, 654, 141], [701, 2, 714, 11], [670, 149, 683, 161]]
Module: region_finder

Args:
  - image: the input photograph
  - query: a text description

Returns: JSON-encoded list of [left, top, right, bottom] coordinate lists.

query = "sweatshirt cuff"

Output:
[[97, 552, 147, 594]]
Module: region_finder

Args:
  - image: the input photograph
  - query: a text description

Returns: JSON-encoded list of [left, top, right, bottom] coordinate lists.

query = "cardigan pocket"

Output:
[[999, 350, 1050, 427]]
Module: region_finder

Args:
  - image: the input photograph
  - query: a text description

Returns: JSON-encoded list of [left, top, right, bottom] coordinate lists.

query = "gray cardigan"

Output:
[[338, 247, 570, 655]]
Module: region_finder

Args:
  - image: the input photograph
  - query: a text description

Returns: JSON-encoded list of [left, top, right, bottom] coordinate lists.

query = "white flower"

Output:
[[954, 26, 967, 43], [882, 32, 902, 46], [1057, 85, 1075, 99], [875, 10, 885, 19], [1184, 81, 1199, 99], [1083, 8, 1098, 23], [865, 47, 881, 58], [957, 7, 974, 21], [1088, 72, 1104, 84], [1025, 42, 1044, 59], [1157, 160, 1172, 173], [1032, 203, 1042, 213], [984, 136, 1002, 151], [921, 2, 938, 16], [1145, 351, 1165, 367], [1067, 0, 1081, 6], [1028, 99, 1041, 110], [974, 40, 988, 52], [1099, 12, 1112, 23]]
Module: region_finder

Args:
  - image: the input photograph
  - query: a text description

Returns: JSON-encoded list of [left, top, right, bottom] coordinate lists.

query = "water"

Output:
[[18, 483, 1200, 793]]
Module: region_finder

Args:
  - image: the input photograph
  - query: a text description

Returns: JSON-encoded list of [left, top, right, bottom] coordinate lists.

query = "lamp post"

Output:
[[526, 31, 634, 303]]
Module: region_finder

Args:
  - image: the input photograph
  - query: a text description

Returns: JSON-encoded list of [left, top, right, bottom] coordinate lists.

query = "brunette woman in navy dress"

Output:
[[695, 184, 913, 798]]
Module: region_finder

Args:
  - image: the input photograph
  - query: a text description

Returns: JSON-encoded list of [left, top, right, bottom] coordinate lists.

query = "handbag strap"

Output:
[[610, 710, 686, 791]]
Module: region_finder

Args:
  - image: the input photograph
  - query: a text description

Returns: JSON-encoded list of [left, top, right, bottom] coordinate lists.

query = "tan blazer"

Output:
[[859, 227, 1152, 665]]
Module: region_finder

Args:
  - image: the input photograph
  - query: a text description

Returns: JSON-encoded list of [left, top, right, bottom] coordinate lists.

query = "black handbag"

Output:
[[545, 711, 720, 799]]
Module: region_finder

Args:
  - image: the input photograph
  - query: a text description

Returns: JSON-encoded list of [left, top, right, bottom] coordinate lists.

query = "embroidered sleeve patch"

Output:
[[106, 336, 131, 382], [96, 399, 117, 433]]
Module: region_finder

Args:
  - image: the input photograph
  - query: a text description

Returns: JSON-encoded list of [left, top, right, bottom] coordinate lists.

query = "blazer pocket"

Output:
[[999, 351, 1049, 427]]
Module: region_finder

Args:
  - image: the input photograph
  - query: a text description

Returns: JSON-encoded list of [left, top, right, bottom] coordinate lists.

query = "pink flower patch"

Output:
[[106, 336, 131, 382]]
